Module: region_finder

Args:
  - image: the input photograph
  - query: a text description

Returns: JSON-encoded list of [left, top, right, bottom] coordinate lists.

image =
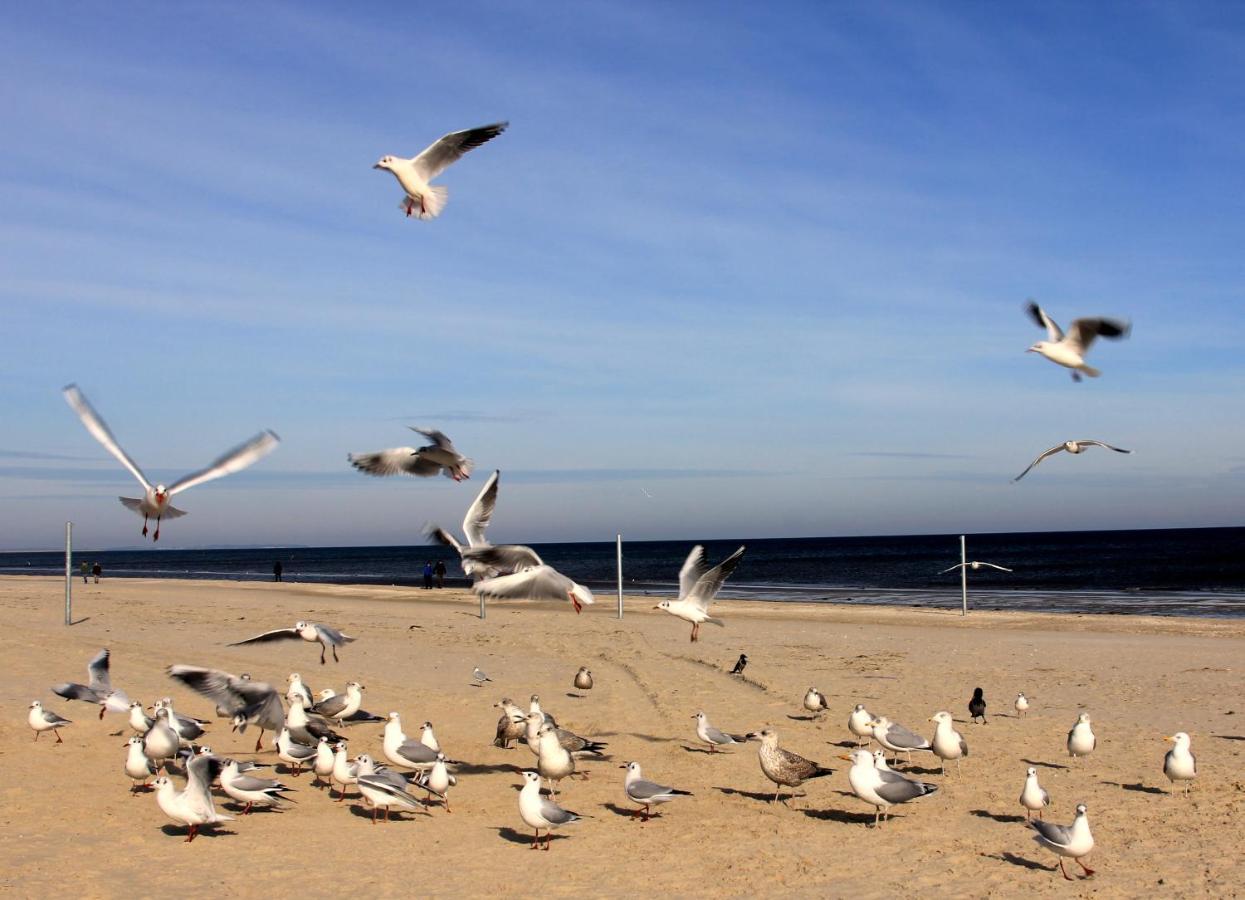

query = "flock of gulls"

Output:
[[35, 121, 1166, 884]]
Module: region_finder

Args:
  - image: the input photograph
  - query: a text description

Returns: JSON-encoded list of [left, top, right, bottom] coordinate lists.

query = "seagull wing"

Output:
[[426, 525, 464, 555], [940, 563, 967, 574], [884, 722, 930, 750], [463, 470, 500, 547], [228, 627, 302, 646], [409, 427, 455, 451], [410, 122, 508, 182], [313, 624, 352, 646], [349, 447, 433, 477], [62, 384, 151, 490], [538, 797, 580, 826], [87, 648, 112, 693], [677, 545, 709, 600], [1025, 301, 1062, 342], [875, 770, 936, 804], [1077, 440, 1132, 454], [1029, 818, 1074, 848], [686, 545, 746, 607], [167, 665, 255, 715], [187, 753, 226, 806], [472, 566, 572, 602], [1012, 444, 1068, 482], [463, 544, 544, 572], [979, 563, 1013, 572], [168, 430, 279, 495], [1066, 317, 1130, 354]]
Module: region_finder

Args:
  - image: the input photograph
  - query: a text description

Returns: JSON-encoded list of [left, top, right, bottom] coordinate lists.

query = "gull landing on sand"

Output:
[[52, 648, 131, 719], [1024, 301, 1130, 382], [229, 621, 355, 665], [655, 544, 746, 642], [471, 552, 595, 614], [1012, 440, 1132, 482], [374, 122, 508, 220], [426, 470, 501, 581], [62, 384, 278, 541]]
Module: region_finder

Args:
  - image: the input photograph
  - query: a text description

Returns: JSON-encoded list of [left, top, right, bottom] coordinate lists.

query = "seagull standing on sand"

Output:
[[127, 701, 154, 736], [518, 770, 583, 851], [143, 708, 180, 769], [426, 470, 500, 581], [357, 770, 425, 823], [745, 728, 833, 806], [493, 698, 527, 749], [621, 761, 692, 821], [312, 737, 335, 788], [230, 621, 355, 665], [870, 716, 932, 764], [574, 667, 594, 691], [928, 711, 968, 775], [285, 673, 313, 707], [472, 667, 492, 687], [331, 742, 360, 801], [382, 713, 438, 773], [968, 688, 988, 725], [373, 121, 508, 220], [693, 711, 748, 753], [1067, 713, 1096, 759], [803, 687, 831, 717], [842, 749, 938, 827], [310, 682, 365, 724], [1024, 301, 1130, 381], [220, 759, 293, 814], [1163, 732, 1197, 795], [1030, 804, 1095, 881], [62, 384, 279, 541], [1013, 440, 1133, 482], [536, 723, 576, 795], [848, 704, 875, 746], [349, 428, 473, 481], [276, 727, 317, 775], [124, 736, 158, 793], [1015, 693, 1030, 718], [1020, 767, 1051, 820], [152, 754, 229, 842], [416, 753, 457, 813], [655, 545, 746, 642], [52, 648, 131, 719]]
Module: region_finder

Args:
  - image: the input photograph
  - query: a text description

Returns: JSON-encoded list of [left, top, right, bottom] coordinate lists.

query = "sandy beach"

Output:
[[2, 574, 1242, 898]]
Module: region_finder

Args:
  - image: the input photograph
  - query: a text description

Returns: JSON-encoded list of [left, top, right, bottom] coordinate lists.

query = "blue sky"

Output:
[[2, 1, 1243, 550]]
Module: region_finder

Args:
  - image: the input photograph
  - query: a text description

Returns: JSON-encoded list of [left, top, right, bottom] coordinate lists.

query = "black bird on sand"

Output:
[[969, 687, 988, 724], [729, 654, 748, 676]]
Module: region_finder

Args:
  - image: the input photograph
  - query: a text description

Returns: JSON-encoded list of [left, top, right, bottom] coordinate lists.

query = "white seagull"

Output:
[[655, 545, 746, 642], [1030, 803, 1095, 881], [621, 761, 692, 821], [1012, 440, 1133, 482], [518, 770, 583, 851], [153, 753, 230, 842], [472, 555, 595, 614], [1067, 713, 1096, 759], [1019, 767, 1051, 820], [62, 384, 279, 541], [229, 621, 355, 665], [928, 711, 968, 775], [51, 648, 131, 719], [373, 122, 508, 220], [124, 736, 158, 793], [1024, 301, 1130, 381], [848, 704, 875, 746], [28, 701, 71, 742], [941, 561, 1013, 574], [426, 470, 501, 580], [841, 748, 938, 827], [1014, 693, 1030, 718], [1163, 732, 1197, 796], [693, 711, 748, 753], [349, 427, 473, 481]]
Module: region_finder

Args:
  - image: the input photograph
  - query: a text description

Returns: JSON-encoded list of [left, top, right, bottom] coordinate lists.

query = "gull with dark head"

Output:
[[62, 384, 279, 541], [1024, 301, 1130, 382], [373, 122, 508, 220], [655, 545, 746, 642], [349, 427, 473, 481]]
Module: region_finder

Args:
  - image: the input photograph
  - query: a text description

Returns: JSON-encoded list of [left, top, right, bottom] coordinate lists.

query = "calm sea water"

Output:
[[3, 527, 1242, 617]]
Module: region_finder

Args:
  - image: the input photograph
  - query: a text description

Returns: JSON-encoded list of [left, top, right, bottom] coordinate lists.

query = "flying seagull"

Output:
[[1024, 301, 1130, 381], [62, 384, 279, 541], [349, 427, 473, 482], [941, 561, 1012, 574], [426, 470, 500, 580], [655, 545, 746, 642], [166, 665, 285, 751], [470, 549, 595, 614], [373, 122, 508, 220], [51, 648, 131, 719], [229, 621, 355, 665], [1013, 440, 1132, 482]]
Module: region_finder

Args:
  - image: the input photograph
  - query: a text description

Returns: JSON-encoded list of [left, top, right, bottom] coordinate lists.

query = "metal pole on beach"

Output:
[[960, 534, 968, 617], [479, 585, 486, 620], [64, 522, 73, 626], [616, 534, 623, 620]]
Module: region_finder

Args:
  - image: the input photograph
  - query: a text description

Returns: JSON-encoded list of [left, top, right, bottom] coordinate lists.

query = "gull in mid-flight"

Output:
[[1024, 301, 1130, 381], [469, 545, 595, 614], [373, 122, 508, 220], [349, 427, 473, 481], [427, 470, 500, 580], [229, 621, 355, 665], [51, 648, 131, 719], [1012, 440, 1133, 482], [62, 384, 279, 541], [655, 545, 746, 642], [941, 561, 1012, 574]]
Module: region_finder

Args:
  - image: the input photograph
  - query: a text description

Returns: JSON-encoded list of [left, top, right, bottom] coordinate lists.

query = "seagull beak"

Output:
[[372, 163, 383, 170], [838, 754, 853, 762], [1164, 735, 1176, 742]]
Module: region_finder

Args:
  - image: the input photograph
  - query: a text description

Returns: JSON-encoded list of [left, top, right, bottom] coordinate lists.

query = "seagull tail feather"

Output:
[[417, 185, 448, 220], [1078, 364, 1101, 378], [704, 617, 725, 627]]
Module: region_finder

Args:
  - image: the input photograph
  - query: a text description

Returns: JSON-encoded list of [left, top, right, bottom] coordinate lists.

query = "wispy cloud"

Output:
[[0, 449, 95, 462], [505, 468, 766, 485], [388, 411, 533, 424], [847, 451, 976, 460]]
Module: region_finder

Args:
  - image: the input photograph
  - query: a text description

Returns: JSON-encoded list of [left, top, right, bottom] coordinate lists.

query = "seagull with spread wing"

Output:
[[62, 384, 279, 541], [1024, 301, 1130, 381], [471, 550, 596, 614], [52, 648, 131, 719], [349, 427, 473, 482], [166, 665, 285, 751], [655, 545, 746, 642], [373, 122, 508, 220], [941, 561, 1013, 574], [1013, 440, 1133, 482], [229, 621, 355, 665], [426, 469, 500, 579]]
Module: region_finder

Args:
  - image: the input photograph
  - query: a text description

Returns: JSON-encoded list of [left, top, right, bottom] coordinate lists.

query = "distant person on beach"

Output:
[[423, 560, 434, 590], [80, 561, 88, 584], [273, 560, 283, 582], [92, 562, 102, 584], [434, 559, 447, 589]]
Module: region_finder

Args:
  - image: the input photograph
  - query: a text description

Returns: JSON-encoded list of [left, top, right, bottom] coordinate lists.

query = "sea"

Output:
[[2, 527, 1242, 618]]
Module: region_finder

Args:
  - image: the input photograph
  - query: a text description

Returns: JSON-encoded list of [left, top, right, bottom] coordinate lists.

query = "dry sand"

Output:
[[1, 575, 1243, 898]]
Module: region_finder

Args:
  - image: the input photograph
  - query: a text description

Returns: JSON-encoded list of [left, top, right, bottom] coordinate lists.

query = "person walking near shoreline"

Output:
[[92, 562, 102, 584], [434, 559, 447, 589], [273, 560, 283, 582], [80, 561, 88, 584], [423, 560, 434, 590]]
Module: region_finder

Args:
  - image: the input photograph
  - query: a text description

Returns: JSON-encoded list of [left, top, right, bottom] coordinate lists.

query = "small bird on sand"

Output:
[[693, 711, 747, 753], [28, 700, 71, 742], [803, 687, 831, 717], [1013, 439, 1133, 482], [1030, 803, 1095, 880], [842, 748, 938, 827], [968, 687, 988, 724], [729, 653, 748, 676], [621, 761, 692, 821], [848, 704, 875, 746], [518, 770, 582, 851], [124, 736, 158, 793], [869, 716, 932, 764], [1020, 767, 1051, 820], [746, 728, 833, 806], [573, 667, 593, 691], [1024, 301, 1130, 382], [1014, 692, 1030, 718], [373, 122, 508, 220], [1163, 732, 1197, 796], [1067, 713, 1096, 759], [472, 667, 492, 686]]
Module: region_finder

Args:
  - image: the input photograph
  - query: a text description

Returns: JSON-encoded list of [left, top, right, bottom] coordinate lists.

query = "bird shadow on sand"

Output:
[[493, 826, 570, 847], [715, 786, 801, 804], [1102, 781, 1165, 795], [603, 802, 652, 820], [224, 802, 289, 815], [159, 825, 236, 840], [681, 745, 738, 755], [786, 714, 823, 722], [800, 807, 876, 825], [828, 740, 860, 748], [1021, 758, 1069, 771], [1214, 735, 1245, 742], [346, 803, 427, 822], [598, 731, 678, 744], [983, 852, 1052, 872], [970, 809, 1027, 824], [455, 761, 524, 776]]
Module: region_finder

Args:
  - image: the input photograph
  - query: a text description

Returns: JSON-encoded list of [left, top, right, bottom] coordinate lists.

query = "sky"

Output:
[[2, 1, 1243, 551]]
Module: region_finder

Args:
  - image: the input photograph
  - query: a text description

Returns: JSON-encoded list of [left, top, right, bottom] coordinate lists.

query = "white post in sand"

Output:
[[479, 583, 486, 620], [960, 534, 968, 617], [64, 521, 73, 626], [616, 534, 624, 620]]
